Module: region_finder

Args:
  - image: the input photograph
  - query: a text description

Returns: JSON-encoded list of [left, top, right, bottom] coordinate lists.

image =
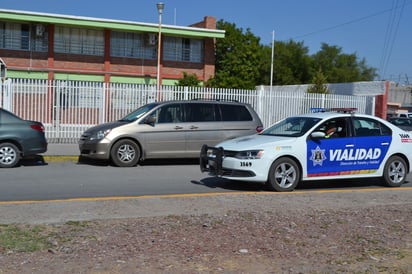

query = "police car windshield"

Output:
[[119, 103, 159, 122], [261, 117, 321, 137]]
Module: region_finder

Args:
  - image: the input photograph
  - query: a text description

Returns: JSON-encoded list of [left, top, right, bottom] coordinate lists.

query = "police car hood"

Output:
[[218, 134, 297, 150]]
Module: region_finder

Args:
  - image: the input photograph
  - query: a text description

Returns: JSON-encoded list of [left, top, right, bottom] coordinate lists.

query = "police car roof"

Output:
[[296, 108, 373, 120]]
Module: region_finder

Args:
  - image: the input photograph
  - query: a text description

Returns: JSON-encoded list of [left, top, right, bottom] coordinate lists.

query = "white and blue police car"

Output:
[[200, 108, 412, 191]]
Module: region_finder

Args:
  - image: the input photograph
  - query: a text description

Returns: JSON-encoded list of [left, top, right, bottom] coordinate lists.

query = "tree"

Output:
[[259, 40, 312, 85], [311, 43, 377, 83], [175, 72, 201, 87], [306, 68, 330, 94], [210, 21, 377, 88], [208, 20, 262, 89]]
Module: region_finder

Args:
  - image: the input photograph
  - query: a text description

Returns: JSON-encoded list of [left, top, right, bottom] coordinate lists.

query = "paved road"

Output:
[[1, 156, 411, 201], [1, 151, 412, 225]]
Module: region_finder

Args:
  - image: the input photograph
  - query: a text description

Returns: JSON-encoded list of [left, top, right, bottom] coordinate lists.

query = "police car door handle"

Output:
[[174, 126, 183, 130], [345, 144, 355, 147], [190, 125, 199, 130], [381, 142, 390, 146]]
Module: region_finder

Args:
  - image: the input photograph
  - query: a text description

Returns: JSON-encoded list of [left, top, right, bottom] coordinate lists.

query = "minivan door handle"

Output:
[[190, 125, 199, 130]]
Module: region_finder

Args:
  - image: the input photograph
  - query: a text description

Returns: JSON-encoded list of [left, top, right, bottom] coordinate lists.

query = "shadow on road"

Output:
[[76, 156, 200, 167], [20, 155, 48, 166], [193, 176, 395, 192]]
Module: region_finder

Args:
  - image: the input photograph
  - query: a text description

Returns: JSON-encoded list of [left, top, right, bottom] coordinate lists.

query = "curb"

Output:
[[43, 155, 80, 162]]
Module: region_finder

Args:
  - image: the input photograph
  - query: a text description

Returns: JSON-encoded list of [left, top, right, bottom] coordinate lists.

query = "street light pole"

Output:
[[156, 2, 164, 101], [270, 30, 275, 93]]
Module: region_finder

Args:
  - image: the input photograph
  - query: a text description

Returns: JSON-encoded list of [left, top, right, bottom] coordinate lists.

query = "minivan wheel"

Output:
[[0, 142, 21, 168], [383, 156, 407, 187], [266, 157, 300, 192], [110, 139, 140, 167]]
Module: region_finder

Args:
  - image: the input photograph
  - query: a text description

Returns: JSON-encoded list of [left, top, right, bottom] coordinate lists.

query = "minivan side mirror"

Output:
[[144, 116, 156, 126]]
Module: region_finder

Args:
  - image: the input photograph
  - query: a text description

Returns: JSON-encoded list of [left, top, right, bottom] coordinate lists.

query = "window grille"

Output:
[[110, 31, 156, 59], [54, 26, 104, 56], [163, 36, 203, 63], [0, 21, 48, 52]]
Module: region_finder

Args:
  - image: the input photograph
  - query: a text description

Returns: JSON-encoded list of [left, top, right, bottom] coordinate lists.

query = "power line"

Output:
[[292, 1, 412, 40], [379, 0, 406, 79]]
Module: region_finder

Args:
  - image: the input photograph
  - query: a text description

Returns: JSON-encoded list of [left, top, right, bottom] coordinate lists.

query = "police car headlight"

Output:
[[236, 150, 264, 159], [91, 129, 111, 140]]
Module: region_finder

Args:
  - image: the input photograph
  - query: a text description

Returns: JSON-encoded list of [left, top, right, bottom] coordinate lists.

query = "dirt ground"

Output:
[[0, 191, 411, 273]]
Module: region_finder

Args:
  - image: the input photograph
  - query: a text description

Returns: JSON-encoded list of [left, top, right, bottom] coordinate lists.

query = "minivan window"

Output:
[[120, 103, 158, 122], [152, 104, 182, 123], [221, 105, 253, 121], [185, 103, 218, 122]]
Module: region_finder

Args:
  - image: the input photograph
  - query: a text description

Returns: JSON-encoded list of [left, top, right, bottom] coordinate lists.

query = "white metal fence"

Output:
[[0, 79, 373, 143]]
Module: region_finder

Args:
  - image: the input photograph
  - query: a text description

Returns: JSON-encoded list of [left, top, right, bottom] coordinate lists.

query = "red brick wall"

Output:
[[1, 16, 218, 84]]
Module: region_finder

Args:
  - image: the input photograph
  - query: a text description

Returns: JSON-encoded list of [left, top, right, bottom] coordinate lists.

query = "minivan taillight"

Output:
[[256, 125, 264, 133], [30, 124, 45, 133]]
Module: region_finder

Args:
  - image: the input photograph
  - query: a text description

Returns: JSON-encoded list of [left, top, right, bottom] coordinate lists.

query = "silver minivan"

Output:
[[78, 100, 263, 167]]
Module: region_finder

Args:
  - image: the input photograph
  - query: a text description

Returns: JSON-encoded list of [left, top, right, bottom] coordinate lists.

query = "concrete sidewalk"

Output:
[[46, 143, 79, 156]]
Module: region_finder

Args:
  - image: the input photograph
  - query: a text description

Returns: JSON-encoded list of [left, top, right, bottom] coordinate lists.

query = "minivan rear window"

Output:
[[220, 105, 253, 121]]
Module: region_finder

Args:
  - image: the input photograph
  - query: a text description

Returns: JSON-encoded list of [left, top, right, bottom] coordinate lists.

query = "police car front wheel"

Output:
[[383, 156, 407, 187], [266, 157, 300, 192]]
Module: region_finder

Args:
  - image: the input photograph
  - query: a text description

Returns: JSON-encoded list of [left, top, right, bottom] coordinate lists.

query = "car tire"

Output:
[[0, 142, 21, 168], [266, 157, 300, 192], [383, 155, 407, 187], [110, 139, 140, 167]]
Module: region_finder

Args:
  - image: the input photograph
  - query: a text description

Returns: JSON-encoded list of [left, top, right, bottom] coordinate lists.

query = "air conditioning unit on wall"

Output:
[[35, 25, 45, 37], [145, 33, 157, 46]]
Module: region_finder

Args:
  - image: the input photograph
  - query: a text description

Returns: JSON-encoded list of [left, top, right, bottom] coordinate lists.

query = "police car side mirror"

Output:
[[311, 131, 326, 139]]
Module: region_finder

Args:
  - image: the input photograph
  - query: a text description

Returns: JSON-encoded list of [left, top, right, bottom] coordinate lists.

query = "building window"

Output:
[[54, 26, 104, 56], [110, 31, 156, 59], [0, 21, 48, 52], [163, 37, 203, 63]]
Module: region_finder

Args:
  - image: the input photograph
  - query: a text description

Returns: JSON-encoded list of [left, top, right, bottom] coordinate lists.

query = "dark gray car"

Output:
[[388, 117, 412, 132], [0, 108, 48, 168], [79, 100, 264, 167]]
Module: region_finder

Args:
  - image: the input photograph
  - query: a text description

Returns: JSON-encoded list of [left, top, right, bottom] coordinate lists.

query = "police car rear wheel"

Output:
[[383, 156, 407, 187], [267, 157, 300, 192]]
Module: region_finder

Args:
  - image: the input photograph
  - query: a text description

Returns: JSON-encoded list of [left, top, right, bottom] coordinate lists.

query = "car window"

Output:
[[353, 117, 391, 136], [185, 103, 218, 122], [0, 109, 22, 123], [153, 104, 182, 124], [120, 103, 158, 122], [314, 118, 349, 138], [262, 117, 321, 137], [390, 118, 411, 126], [220, 105, 252, 121]]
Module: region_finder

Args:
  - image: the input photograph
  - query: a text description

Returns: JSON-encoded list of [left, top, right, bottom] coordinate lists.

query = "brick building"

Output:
[[0, 9, 224, 85]]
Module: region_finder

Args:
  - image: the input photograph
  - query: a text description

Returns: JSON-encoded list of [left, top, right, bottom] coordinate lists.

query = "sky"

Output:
[[1, 0, 411, 84]]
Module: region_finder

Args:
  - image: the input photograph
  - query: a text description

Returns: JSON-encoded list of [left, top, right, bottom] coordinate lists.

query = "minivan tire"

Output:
[[110, 139, 140, 167]]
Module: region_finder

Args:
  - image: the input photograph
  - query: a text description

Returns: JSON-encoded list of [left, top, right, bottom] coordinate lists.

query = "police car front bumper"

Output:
[[200, 144, 257, 178]]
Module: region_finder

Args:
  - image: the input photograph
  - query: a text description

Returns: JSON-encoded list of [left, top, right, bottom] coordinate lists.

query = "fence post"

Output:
[[256, 85, 265, 123]]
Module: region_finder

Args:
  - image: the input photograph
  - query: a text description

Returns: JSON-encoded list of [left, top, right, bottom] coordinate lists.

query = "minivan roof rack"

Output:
[[191, 98, 239, 103]]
